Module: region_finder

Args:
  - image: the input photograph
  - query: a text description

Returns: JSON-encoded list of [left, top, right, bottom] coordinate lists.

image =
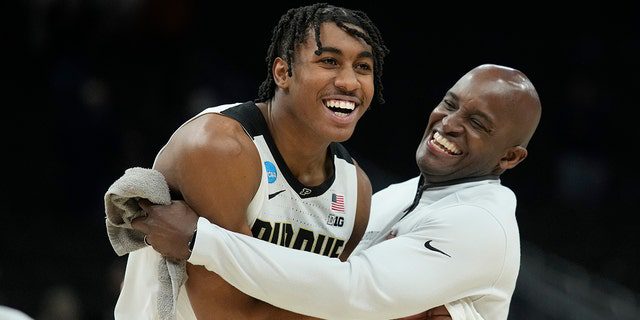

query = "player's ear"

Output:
[[499, 146, 527, 170], [273, 57, 290, 89]]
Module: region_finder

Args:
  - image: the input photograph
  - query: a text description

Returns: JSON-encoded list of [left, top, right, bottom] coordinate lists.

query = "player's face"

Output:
[[415, 69, 521, 183], [285, 22, 375, 143]]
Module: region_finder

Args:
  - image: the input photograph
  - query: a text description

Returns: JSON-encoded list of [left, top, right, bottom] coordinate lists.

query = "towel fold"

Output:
[[104, 167, 186, 320]]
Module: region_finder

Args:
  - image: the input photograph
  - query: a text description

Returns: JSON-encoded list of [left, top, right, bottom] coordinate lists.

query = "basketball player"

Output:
[[114, 3, 390, 319]]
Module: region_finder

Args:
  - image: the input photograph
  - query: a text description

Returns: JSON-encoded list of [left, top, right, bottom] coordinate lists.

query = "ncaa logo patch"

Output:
[[264, 161, 277, 183]]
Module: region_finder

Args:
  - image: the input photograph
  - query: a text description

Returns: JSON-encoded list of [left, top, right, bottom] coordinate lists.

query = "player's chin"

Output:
[[331, 127, 356, 142]]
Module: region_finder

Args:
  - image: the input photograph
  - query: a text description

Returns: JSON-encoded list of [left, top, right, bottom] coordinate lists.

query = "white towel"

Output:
[[104, 167, 186, 320]]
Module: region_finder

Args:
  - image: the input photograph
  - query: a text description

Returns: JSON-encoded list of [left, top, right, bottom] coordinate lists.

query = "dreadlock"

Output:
[[255, 3, 390, 105]]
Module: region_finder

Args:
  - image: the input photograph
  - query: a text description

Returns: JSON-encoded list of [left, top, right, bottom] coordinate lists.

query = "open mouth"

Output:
[[431, 131, 462, 155], [325, 99, 356, 118]]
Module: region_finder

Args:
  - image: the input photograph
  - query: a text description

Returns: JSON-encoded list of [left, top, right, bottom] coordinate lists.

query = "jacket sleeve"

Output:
[[188, 204, 508, 319]]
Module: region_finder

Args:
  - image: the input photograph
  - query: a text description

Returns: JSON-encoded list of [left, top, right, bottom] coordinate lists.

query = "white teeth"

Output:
[[433, 132, 461, 155], [326, 99, 355, 111]]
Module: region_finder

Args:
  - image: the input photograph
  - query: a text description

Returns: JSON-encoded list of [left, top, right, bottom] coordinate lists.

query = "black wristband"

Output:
[[188, 230, 197, 253]]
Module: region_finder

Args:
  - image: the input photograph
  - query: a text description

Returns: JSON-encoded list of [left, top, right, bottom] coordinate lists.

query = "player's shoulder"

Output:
[[154, 102, 259, 172], [187, 102, 246, 133], [177, 103, 253, 153]]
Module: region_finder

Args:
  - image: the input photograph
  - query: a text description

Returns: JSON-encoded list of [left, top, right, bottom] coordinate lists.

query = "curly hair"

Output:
[[255, 3, 389, 105]]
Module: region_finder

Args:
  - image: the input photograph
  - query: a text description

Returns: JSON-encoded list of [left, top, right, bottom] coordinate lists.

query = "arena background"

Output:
[[4, 1, 639, 319]]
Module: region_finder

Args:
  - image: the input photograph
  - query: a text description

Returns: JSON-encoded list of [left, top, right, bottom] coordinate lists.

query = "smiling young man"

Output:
[[135, 63, 542, 320], [114, 3, 390, 319]]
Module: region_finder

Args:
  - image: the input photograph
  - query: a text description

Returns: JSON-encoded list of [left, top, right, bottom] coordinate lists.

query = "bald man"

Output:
[[136, 64, 542, 320]]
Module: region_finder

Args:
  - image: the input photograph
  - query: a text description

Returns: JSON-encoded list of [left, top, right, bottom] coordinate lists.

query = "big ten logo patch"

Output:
[[327, 214, 344, 227]]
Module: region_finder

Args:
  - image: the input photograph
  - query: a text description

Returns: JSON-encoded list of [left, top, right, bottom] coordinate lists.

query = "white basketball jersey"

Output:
[[205, 101, 358, 256]]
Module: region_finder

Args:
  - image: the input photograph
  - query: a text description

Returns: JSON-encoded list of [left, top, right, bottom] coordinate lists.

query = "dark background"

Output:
[[4, 0, 639, 319]]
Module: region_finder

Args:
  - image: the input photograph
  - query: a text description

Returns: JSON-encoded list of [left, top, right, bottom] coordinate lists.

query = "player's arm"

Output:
[[132, 114, 259, 260], [339, 161, 371, 260], [153, 114, 265, 319], [187, 204, 507, 319], [147, 114, 318, 320], [154, 113, 260, 235]]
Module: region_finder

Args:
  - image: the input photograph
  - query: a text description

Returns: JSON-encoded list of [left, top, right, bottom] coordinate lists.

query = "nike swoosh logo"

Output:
[[424, 240, 450, 257], [268, 190, 286, 200]]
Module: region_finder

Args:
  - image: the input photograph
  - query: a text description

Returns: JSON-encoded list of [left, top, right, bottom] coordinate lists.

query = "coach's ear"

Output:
[[273, 57, 290, 89], [499, 146, 527, 171]]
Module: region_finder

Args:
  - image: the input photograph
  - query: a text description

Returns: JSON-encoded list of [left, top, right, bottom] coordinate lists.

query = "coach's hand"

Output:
[[132, 199, 198, 262]]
